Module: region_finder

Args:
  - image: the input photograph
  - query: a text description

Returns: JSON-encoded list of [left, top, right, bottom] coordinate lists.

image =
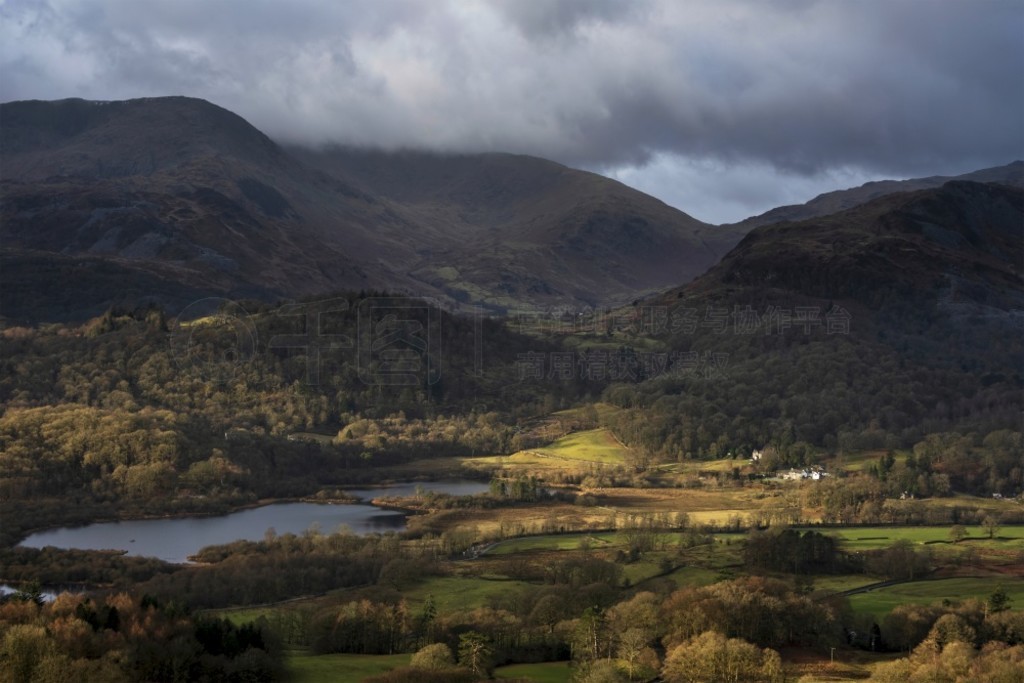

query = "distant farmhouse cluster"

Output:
[[750, 450, 830, 481], [780, 466, 829, 481]]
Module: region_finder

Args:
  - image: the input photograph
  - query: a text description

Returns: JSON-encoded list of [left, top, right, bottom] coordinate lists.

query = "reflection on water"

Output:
[[20, 503, 405, 564], [0, 584, 63, 602], [18, 480, 489, 565]]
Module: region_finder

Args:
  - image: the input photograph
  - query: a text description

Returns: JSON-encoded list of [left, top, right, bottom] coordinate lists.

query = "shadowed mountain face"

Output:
[[611, 180, 1023, 458], [0, 97, 417, 322], [667, 180, 1024, 326], [2, 96, 1018, 324], [727, 161, 1024, 232], [292, 146, 743, 309], [0, 96, 740, 322]]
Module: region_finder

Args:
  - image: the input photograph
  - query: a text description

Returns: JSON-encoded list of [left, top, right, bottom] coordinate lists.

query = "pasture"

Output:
[[849, 577, 1024, 618], [487, 532, 619, 554], [285, 650, 410, 682], [400, 575, 536, 613], [793, 523, 1024, 572], [495, 661, 572, 682], [530, 428, 628, 464]]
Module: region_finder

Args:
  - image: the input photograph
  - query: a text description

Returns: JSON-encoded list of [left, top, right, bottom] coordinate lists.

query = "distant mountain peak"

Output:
[[725, 161, 1024, 231], [0, 96, 735, 321], [1, 96, 284, 181], [678, 180, 1024, 318]]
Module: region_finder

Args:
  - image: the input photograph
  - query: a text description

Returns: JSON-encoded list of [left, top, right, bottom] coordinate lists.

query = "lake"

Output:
[[0, 584, 70, 602], [18, 480, 489, 564]]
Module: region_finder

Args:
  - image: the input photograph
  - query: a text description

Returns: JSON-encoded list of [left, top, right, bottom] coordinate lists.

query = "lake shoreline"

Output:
[[7, 480, 464, 544], [13, 481, 490, 564], [8, 494, 361, 546]]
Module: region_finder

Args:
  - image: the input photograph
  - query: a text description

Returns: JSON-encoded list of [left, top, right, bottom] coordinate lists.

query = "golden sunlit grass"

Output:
[[530, 428, 629, 464]]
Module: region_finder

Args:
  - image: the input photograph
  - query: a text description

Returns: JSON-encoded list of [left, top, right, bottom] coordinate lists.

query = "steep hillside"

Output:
[[293, 146, 744, 309], [0, 97, 434, 323], [682, 180, 1024, 316], [603, 181, 1024, 459], [1, 97, 739, 322]]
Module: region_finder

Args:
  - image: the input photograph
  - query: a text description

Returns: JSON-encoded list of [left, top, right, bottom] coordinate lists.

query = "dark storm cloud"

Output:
[[1, 0, 1021, 221]]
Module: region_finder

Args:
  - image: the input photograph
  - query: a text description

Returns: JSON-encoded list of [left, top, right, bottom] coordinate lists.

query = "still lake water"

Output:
[[18, 480, 488, 564], [0, 584, 63, 602]]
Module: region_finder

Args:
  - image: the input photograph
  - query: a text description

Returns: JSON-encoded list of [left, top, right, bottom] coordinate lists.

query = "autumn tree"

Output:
[[662, 631, 783, 683], [409, 643, 455, 670]]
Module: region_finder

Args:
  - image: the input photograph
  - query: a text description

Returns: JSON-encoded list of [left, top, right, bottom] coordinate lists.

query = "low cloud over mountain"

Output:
[[3, 0, 1021, 221]]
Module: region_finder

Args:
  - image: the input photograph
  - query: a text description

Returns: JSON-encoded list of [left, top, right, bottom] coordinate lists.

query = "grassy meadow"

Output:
[[494, 661, 572, 682], [530, 428, 628, 464], [286, 650, 410, 683], [849, 577, 1024, 618]]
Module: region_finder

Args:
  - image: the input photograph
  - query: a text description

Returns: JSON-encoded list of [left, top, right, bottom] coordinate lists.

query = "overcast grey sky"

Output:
[[2, 0, 1022, 223]]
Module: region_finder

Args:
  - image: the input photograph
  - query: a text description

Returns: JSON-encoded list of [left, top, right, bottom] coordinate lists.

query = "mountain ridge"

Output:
[[2, 95, 1019, 324], [664, 180, 1024, 327], [725, 160, 1024, 231], [1, 96, 740, 321]]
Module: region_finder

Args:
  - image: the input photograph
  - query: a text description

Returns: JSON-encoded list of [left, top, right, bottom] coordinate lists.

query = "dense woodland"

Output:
[[1, 295, 1020, 533], [1, 296, 1022, 681], [603, 308, 1022, 479], [0, 298, 583, 542], [0, 592, 282, 682]]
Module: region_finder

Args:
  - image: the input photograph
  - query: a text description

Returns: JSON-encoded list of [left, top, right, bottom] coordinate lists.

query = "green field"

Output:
[[812, 574, 879, 593], [288, 432, 336, 445], [668, 457, 746, 474], [531, 429, 628, 463], [914, 494, 1020, 514], [849, 577, 1024, 618], [400, 575, 535, 612], [654, 565, 721, 589], [495, 661, 572, 682], [286, 650, 410, 682], [814, 525, 1024, 550], [621, 556, 671, 584], [487, 532, 620, 555]]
